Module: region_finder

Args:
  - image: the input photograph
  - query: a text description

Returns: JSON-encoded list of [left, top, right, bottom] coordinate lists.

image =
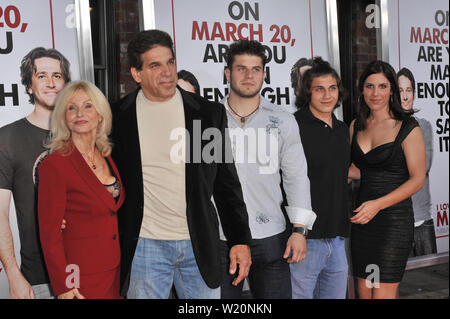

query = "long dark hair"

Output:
[[355, 60, 414, 131], [295, 57, 346, 109]]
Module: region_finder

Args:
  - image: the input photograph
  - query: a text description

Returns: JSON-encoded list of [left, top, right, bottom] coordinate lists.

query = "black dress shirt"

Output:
[[294, 107, 351, 239]]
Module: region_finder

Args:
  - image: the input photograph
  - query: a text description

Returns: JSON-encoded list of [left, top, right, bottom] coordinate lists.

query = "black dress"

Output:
[[350, 117, 419, 283]]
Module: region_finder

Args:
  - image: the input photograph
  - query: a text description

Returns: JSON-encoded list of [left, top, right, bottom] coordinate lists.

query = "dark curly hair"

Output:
[[127, 29, 174, 70], [225, 40, 268, 70], [290, 57, 313, 96], [20, 47, 71, 104], [355, 60, 414, 131], [295, 57, 346, 110]]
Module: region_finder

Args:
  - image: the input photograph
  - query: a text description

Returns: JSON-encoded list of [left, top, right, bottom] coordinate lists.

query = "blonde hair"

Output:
[[47, 80, 113, 156]]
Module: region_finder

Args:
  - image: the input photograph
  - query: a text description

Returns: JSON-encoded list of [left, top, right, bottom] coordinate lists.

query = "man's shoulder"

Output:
[[261, 98, 295, 119], [111, 88, 140, 114], [293, 107, 308, 121], [334, 116, 349, 130], [416, 116, 431, 127], [0, 118, 28, 142], [0, 117, 27, 131], [183, 90, 225, 115], [187, 90, 223, 108], [260, 100, 298, 132]]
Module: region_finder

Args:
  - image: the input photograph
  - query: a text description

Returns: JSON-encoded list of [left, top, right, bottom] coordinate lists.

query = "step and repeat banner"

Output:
[[152, 0, 331, 112], [387, 0, 449, 253], [0, 0, 81, 298], [0, 0, 333, 298], [3, 0, 445, 299]]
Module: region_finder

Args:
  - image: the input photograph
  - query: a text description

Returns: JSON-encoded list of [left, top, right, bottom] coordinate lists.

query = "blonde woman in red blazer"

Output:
[[38, 81, 124, 299]]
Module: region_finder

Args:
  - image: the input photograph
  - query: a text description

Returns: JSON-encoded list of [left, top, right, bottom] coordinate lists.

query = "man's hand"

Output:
[[283, 232, 307, 264], [8, 269, 35, 299], [228, 244, 251, 286]]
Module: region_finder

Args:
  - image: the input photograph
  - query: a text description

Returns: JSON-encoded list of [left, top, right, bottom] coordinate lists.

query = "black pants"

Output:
[[220, 230, 291, 299], [410, 219, 437, 257]]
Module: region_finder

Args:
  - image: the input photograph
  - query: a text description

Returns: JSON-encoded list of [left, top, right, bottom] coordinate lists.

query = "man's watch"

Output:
[[292, 226, 308, 237]]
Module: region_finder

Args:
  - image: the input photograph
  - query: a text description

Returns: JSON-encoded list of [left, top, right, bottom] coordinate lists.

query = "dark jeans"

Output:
[[220, 230, 291, 299], [410, 219, 437, 257]]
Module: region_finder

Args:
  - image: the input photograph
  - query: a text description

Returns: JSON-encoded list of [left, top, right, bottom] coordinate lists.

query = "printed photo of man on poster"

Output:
[[0, 47, 71, 299]]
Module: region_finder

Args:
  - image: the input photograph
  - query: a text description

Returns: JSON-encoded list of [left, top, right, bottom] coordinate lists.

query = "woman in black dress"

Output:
[[349, 61, 426, 299]]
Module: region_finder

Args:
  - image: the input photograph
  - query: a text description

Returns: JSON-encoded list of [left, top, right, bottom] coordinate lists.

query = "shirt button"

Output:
[[112, 234, 117, 240]]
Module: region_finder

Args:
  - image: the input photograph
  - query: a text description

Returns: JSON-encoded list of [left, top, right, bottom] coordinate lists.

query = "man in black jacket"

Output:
[[111, 29, 252, 299]]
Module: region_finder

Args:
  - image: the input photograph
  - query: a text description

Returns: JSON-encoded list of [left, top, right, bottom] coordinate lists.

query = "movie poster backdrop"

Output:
[[153, 0, 331, 112], [0, 0, 81, 298], [387, 0, 449, 253]]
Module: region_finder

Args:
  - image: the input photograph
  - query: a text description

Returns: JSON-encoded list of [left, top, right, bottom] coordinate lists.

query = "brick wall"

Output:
[[115, 0, 140, 97], [352, 0, 378, 87]]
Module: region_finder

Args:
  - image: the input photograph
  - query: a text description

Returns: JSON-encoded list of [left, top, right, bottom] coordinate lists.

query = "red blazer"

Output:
[[38, 146, 124, 296]]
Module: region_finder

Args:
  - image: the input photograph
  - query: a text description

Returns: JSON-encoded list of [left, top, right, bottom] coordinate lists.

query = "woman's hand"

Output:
[[58, 288, 86, 299], [350, 200, 382, 224]]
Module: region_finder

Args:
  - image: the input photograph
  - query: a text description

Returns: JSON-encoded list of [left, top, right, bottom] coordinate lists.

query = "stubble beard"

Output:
[[230, 80, 262, 99]]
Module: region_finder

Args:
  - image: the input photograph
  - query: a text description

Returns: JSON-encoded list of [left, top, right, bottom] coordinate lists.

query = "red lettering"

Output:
[[225, 23, 238, 41], [192, 21, 210, 40], [442, 29, 448, 45], [423, 28, 432, 43], [236, 23, 247, 40], [433, 28, 441, 44], [410, 26, 448, 44], [410, 27, 423, 43], [437, 210, 448, 227], [211, 22, 225, 41], [249, 24, 263, 42], [191, 21, 263, 42]]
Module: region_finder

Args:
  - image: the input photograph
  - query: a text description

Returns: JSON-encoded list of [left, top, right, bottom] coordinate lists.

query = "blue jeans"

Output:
[[220, 230, 291, 299], [290, 236, 348, 299], [127, 238, 220, 299]]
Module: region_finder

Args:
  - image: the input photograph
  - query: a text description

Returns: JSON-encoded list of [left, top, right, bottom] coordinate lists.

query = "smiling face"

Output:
[[131, 45, 178, 102], [65, 89, 102, 137], [225, 54, 265, 99], [29, 57, 65, 110], [309, 74, 339, 118], [398, 75, 415, 110], [363, 72, 392, 112]]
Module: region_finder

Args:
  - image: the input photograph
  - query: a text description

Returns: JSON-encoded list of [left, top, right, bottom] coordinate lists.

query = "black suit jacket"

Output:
[[111, 87, 251, 296]]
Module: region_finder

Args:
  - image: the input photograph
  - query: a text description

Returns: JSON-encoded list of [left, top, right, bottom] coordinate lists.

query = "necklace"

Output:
[[227, 100, 259, 124], [82, 149, 97, 170]]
